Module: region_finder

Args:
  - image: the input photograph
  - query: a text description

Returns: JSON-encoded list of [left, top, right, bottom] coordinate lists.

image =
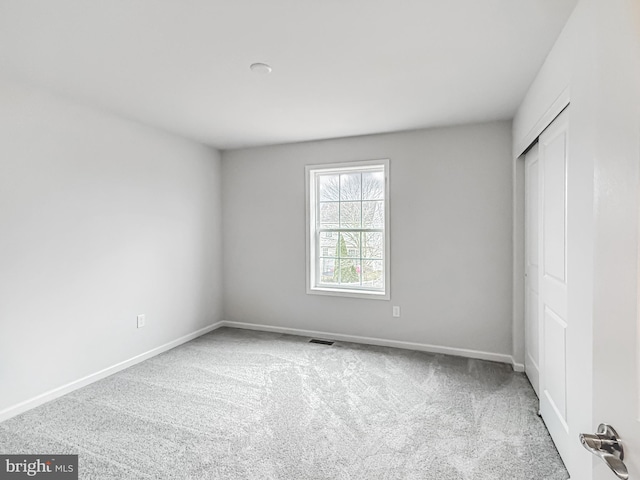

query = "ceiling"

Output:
[[0, 0, 578, 150]]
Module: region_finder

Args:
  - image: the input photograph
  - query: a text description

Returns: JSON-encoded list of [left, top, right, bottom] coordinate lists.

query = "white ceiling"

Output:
[[0, 0, 577, 150]]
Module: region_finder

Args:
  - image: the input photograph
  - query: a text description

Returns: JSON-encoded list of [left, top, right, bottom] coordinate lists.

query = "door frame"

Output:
[[523, 143, 541, 397]]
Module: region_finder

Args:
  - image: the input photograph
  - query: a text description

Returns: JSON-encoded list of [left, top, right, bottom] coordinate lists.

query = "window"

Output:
[[306, 159, 390, 299]]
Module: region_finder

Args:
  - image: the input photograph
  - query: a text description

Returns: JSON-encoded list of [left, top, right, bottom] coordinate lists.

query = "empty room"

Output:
[[1, 1, 639, 479]]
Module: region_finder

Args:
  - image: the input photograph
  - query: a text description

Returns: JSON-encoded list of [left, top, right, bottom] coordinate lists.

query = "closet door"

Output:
[[538, 108, 572, 467]]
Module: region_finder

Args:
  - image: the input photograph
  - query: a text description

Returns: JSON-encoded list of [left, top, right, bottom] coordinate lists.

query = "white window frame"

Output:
[[305, 159, 390, 300]]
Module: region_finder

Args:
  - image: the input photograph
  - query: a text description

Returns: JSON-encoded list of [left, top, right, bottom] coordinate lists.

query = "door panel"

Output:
[[538, 109, 572, 468], [543, 306, 567, 423], [542, 135, 567, 283]]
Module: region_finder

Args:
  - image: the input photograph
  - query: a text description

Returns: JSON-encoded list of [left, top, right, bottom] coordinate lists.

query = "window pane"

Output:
[[319, 232, 338, 255], [319, 202, 339, 227], [340, 202, 361, 228], [320, 258, 337, 284], [342, 232, 361, 258], [362, 259, 384, 288], [340, 173, 361, 201], [362, 200, 384, 228], [319, 175, 340, 201], [339, 259, 361, 285], [362, 171, 384, 200], [362, 232, 383, 259], [334, 232, 347, 259]]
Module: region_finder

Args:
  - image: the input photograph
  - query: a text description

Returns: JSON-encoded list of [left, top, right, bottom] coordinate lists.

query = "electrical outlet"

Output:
[[392, 306, 401, 318], [137, 314, 146, 328]]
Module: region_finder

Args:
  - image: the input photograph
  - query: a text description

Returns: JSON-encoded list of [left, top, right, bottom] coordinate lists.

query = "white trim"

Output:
[[308, 286, 388, 300], [512, 153, 526, 372], [514, 87, 570, 158], [222, 320, 521, 369], [0, 321, 224, 423], [305, 159, 391, 301], [512, 359, 525, 372]]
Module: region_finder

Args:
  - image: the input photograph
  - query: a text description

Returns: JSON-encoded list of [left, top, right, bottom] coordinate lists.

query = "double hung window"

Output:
[[306, 160, 390, 299]]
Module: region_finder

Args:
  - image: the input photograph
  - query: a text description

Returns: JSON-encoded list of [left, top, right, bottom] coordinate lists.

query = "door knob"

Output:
[[579, 424, 628, 479]]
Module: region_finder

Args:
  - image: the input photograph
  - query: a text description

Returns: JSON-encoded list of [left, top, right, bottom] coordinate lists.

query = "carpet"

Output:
[[0, 327, 568, 479]]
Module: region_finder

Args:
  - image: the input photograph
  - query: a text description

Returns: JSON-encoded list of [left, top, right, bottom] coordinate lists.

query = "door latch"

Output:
[[579, 424, 628, 479]]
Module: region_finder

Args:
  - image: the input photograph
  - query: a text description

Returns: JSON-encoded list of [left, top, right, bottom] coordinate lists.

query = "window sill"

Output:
[[307, 286, 389, 300]]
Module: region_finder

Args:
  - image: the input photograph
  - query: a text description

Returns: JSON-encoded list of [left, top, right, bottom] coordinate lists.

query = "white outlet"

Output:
[[137, 314, 146, 328], [392, 306, 401, 318]]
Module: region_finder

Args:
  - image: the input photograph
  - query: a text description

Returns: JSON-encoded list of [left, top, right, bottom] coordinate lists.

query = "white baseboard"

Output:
[[221, 320, 520, 369], [511, 360, 525, 372], [0, 321, 224, 423]]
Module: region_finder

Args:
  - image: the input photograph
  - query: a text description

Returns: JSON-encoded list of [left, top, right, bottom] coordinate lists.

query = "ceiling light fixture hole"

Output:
[[250, 62, 272, 74]]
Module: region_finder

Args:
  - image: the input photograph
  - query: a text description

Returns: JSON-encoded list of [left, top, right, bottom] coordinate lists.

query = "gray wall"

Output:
[[0, 79, 223, 413], [222, 122, 513, 356]]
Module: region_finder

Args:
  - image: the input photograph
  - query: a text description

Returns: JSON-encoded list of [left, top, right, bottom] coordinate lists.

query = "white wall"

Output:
[[222, 122, 514, 358], [0, 78, 223, 415]]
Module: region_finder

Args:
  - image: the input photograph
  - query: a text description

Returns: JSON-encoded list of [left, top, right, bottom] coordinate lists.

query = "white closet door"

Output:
[[538, 108, 573, 469]]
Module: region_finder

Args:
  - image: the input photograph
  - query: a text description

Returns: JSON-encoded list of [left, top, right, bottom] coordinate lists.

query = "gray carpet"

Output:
[[0, 327, 568, 479]]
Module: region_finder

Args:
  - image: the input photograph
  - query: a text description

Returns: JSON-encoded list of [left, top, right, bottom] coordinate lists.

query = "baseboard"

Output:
[[511, 359, 525, 372], [0, 321, 225, 423], [221, 320, 518, 367]]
